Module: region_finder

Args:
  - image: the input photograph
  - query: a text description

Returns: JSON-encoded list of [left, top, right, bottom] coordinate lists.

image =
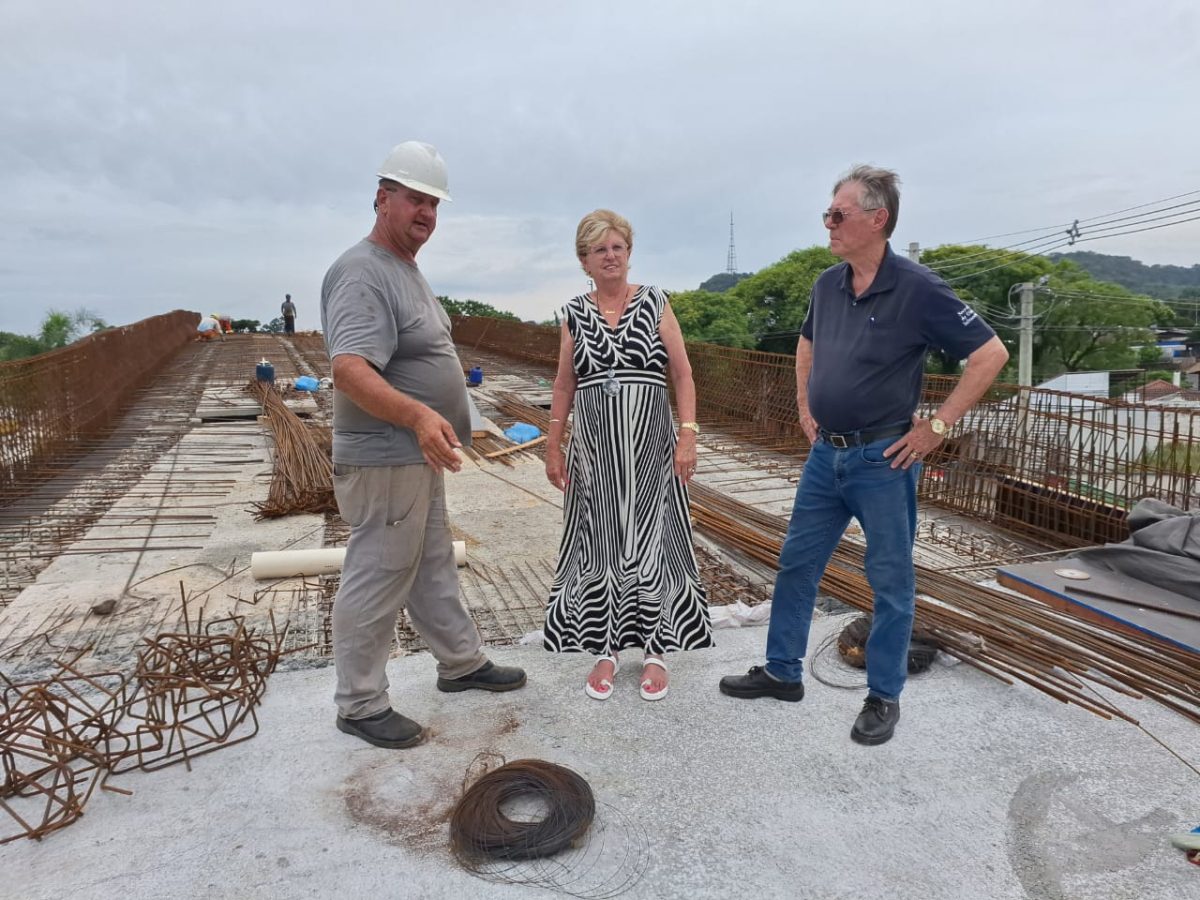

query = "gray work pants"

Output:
[[332, 463, 486, 719]]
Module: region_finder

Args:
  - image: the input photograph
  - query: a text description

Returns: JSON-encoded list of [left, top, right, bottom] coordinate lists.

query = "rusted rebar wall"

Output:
[[451, 315, 559, 366], [453, 316, 1200, 549], [0, 311, 198, 494]]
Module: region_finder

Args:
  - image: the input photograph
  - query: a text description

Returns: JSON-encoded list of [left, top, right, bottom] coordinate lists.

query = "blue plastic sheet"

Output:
[[503, 422, 541, 444], [294, 375, 320, 392]]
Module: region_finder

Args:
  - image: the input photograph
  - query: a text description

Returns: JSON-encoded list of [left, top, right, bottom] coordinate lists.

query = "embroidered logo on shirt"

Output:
[[957, 303, 979, 327]]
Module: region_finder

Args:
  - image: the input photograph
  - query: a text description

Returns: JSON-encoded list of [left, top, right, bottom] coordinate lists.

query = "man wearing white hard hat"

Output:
[[320, 142, 526, 749]]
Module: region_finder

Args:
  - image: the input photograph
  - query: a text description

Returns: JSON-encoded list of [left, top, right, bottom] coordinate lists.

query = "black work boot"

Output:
[[336, 708, 426, 749], [718, 665, 805, 702], [436, 660, 527, 693], [850, 695, 900, 745]]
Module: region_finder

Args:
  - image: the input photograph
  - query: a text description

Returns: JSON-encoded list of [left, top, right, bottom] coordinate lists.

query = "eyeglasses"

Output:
[[822, 207, 880, 226], [588, 242, 629, 257]]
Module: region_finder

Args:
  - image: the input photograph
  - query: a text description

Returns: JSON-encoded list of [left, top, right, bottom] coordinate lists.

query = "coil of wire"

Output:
[[450, 759, 595, 862]]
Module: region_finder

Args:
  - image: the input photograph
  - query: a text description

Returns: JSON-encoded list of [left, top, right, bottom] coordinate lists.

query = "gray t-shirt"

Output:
[[320, 239, 471, 466]]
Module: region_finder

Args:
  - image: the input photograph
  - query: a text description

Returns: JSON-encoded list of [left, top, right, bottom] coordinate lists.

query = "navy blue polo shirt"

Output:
[[800, 244, 996, 433]]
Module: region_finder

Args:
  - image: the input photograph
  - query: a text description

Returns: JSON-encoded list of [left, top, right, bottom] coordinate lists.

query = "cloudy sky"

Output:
[[2, 0, 1198, 335]]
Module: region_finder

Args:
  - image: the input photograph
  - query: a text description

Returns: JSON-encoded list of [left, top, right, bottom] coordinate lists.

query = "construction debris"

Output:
[[0, 601, 290, 845]]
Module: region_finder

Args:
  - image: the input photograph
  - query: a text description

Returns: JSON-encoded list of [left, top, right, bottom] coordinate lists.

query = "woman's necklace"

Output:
[[598, 285, 632, 315]]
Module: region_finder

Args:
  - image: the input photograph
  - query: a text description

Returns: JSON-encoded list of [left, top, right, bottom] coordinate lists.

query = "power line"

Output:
[[956, 188, 1200, 244], [927, 190, 1200, 282]]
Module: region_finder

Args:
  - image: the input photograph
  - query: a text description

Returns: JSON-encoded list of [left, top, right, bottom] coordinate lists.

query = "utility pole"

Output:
[[907, 242, 921, 263], [1018, 282, 1035, 387], [1015, 282, 1035, 458]]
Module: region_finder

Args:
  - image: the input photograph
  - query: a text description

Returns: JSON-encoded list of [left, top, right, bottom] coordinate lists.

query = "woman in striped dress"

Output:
[[543, 209, 713, 701]]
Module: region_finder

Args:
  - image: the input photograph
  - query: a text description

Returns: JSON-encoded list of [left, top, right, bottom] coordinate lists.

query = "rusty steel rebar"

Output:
[[0, 595, 291, 844], [488, 385, 1200, 726]]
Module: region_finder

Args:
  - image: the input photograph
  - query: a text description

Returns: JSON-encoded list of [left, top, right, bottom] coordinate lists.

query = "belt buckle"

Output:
[[828, 433, 849, 449]]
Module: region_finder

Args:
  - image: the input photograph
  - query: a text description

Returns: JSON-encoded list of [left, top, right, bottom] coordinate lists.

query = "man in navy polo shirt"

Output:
[[720, 165, 1008, 745]]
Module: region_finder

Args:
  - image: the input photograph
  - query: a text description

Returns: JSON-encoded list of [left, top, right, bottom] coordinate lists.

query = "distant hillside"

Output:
[[697, 272, 751, 293], [1051, 251, 1200, 299]]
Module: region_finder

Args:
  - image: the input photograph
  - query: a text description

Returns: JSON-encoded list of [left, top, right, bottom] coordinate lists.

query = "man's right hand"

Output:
[[545, 445, 567, 492], [797, 398, 818, 443], [413, 408, 463, 473]]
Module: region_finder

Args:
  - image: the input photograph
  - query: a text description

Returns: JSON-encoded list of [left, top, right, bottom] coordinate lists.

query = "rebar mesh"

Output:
[[0, 311, 198, 494], [454, 316, 1200, 549]]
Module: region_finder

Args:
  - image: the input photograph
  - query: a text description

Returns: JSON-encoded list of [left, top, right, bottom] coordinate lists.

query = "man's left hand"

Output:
[[884, 415, 944, 470]]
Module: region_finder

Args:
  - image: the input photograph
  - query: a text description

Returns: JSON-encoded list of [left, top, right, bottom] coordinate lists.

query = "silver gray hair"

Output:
[[833, 165, 901, 238]]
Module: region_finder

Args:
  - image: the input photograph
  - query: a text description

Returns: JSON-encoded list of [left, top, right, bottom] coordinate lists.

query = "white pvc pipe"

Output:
[[251, 548, 345, 579], [251, 542, 467, 580]]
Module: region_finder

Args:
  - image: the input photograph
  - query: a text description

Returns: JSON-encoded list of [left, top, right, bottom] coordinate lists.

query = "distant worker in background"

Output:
[[196, 313, 224, 342], [720, 165, 1009, 746], [281, 294, 297, 335], [320, 141, 526, 750]]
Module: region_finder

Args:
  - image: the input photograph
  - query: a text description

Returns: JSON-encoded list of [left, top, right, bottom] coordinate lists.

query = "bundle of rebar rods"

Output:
[[686, 479, 1200, 726], [490, 389, 1200, 726], [249, 380, 336, 518]]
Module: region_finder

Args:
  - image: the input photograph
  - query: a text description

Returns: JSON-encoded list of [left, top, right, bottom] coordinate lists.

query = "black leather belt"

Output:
[[818, 423, 910, 449]]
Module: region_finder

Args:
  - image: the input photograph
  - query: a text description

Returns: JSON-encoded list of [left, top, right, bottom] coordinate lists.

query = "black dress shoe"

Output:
[[850, 695, 900, 745], [336, 708, 426, 749], [718, 665, 805, 702], [436, 660, 527, 693]]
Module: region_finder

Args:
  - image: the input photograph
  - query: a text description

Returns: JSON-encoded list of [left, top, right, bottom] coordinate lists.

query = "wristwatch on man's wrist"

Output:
[[679, 421, 701, 435], [929, 416, 948, 436]]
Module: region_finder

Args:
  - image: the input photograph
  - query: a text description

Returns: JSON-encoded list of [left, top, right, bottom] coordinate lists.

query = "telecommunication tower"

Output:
[[726, 212, 737, 274]]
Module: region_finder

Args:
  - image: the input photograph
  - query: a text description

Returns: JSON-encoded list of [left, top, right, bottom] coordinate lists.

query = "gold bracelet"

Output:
[[679, 421, 700, 435], [549, 418, 562, 423]]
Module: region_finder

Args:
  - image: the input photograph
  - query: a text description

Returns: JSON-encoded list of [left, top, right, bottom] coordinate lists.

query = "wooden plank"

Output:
[[484, 435, 546, 459]]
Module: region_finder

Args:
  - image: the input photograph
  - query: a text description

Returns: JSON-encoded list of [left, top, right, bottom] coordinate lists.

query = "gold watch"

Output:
[[929, 417, 947, 436], [680, 421, 701, 435]]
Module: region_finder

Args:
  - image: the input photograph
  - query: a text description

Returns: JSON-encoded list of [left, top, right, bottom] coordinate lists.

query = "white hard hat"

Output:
[[377, 141, 451, 201]]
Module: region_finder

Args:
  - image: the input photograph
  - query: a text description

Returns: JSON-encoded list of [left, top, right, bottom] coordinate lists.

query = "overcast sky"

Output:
[[1, 0, 1198, 336]]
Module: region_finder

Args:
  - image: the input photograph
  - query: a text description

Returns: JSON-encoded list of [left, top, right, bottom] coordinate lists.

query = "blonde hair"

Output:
[[575, 209, 634, 270]]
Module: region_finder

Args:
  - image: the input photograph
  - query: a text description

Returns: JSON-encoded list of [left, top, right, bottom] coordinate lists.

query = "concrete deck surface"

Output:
[[3, 623, 1197, 900]]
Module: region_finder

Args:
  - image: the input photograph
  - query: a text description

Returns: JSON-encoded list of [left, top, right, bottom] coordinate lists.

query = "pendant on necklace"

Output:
[[602, 368, 621, 397]]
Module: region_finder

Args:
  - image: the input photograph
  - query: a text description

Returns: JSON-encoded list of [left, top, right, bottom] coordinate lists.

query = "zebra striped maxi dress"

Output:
[[543, 286, 714, 657]]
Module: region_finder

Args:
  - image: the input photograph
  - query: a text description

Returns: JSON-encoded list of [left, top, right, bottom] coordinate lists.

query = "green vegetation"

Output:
[[1140, 440, 1200, 475], [438, 297, 520, 321], [1052, 251, 1200, 301], [697, 272, 751, 293], [922, 246, 1173, 380], [668, 242, 1175, 382], [0, 309, 108, 362]]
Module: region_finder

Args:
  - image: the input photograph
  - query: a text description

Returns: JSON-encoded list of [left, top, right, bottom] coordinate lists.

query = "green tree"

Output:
[[921, 246, 1171, 380], [729, 246, 838, 354], [669, 289, 754, 348], [0, 332, 47, 361], [437, 296, 520, 321], [39, 310, 74, 349]]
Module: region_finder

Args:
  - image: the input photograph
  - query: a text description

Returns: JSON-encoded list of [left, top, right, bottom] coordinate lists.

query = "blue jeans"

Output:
[[765, 436, 919, 700]]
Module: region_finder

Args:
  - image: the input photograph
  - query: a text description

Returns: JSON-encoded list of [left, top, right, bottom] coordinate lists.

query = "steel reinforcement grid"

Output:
[[0, 311, 199, 494], [451, 314, 1200, 548]]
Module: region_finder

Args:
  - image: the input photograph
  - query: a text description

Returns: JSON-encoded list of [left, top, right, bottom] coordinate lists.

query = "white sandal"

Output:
[[640, 657, 669, 701], [584, 655, 619, 701]]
